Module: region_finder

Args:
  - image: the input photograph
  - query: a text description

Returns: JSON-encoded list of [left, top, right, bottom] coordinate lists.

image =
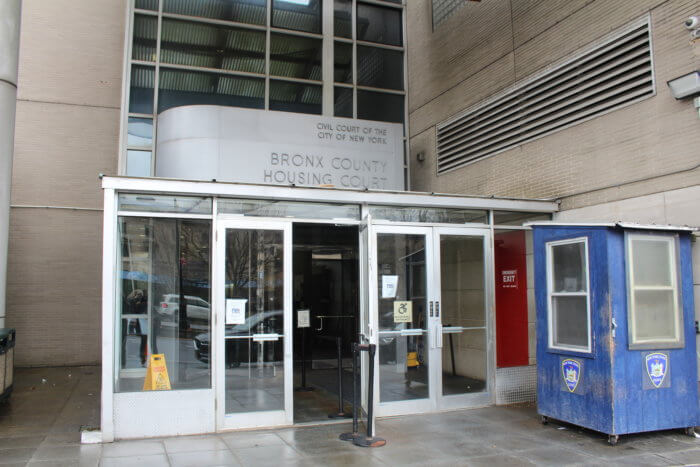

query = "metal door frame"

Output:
[[371, 224, 435, 417], [432, 227, 494, 410], [215, 218, 293, 430], [370, 224, 495, 417]]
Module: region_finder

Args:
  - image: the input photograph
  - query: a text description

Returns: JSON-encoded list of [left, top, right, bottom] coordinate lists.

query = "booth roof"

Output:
[[524, 221, 698, 232]]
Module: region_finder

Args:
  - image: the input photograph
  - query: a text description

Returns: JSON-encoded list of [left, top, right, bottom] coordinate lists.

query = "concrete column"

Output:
[[0, 0, 21, 329]]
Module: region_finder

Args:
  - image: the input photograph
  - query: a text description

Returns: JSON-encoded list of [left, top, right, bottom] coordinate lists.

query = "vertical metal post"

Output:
[[295, 326, 313, 392], [329, 336, 350, 418], [366, 343, 375, 437], [339, 342, 360, 441], [353, 343, 385, 447]]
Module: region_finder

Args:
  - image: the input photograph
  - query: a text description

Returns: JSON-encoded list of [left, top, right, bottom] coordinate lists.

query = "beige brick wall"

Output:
[[7, 0, 125, 366], [407, 0, 700, 209], [7, 208, 103, 366]]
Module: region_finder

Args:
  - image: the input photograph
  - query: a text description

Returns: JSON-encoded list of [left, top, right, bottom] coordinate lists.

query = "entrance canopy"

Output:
[[101, 176, 559, 214], [99, 175, 558, 441]]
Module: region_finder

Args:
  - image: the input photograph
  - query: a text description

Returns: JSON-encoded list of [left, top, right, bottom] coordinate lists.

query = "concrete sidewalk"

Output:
[[1, 366, 699, 466]]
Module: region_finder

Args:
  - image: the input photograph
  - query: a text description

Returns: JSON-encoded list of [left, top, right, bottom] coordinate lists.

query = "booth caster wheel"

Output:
[[685, 427, 698, 438], [541, 416, 549, 425], [607, 435, 619, 446]]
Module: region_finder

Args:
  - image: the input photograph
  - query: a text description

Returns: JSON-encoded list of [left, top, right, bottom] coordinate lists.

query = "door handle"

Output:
[[399, 329, 424, 336], [252, 333, 281, 342], [436, 324, 443, 348]]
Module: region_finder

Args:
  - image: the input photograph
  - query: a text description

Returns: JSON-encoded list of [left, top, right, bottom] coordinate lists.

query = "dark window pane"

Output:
[[135, 0, 158, 10], [119, 194, 212, 214], [493, 211, 551, 225], [334, 0, 351, 38], [357, 45, 403, 90], [269, 80, 322, 114], [334, 41, 352, 83], [127, 117, 153, 147], [158, 68, 264, 112], [270, 33, 322, 80], [132, 15, 157, 62], [163, 0, 266, 26], [334, 87, 352, 117], [357, 90, 403, 123], [272, 0, 321, 34], [552, 296, 588, 348], [161, 18, 266, 74], [129, 65, 155, 114], [551, 242, 587, 293], [357, 3, 402, 46]]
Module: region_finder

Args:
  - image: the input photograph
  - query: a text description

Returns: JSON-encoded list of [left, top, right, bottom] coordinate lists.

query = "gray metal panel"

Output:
[[495, 365, 536, 405]]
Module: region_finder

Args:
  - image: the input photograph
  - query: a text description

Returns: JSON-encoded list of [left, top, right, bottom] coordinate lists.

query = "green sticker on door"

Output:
[[394, 301, 412, 323]]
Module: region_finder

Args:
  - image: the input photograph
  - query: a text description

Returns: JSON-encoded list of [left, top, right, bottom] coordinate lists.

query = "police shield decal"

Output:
[[645, 352, 668, 388], [561, 359, 581, 393]]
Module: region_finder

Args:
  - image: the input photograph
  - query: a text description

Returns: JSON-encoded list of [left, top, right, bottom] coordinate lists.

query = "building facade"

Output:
[[3, 0, 700, 439]]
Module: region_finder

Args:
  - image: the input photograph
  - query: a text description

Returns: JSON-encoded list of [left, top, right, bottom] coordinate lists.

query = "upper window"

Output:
[[124, 0, 406, 177], [547, 238, 591, 352], [626, 234, 683, 349]]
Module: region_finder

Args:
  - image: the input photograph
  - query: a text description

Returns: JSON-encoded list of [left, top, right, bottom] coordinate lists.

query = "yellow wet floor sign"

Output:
[[143, 354, 171, 391]]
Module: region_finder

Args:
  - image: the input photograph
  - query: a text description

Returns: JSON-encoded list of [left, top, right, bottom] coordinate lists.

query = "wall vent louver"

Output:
[[436, 18, 654, 175]]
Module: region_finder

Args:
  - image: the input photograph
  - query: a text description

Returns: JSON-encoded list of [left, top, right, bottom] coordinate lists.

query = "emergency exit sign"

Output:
[[501, 269, 518, 288]]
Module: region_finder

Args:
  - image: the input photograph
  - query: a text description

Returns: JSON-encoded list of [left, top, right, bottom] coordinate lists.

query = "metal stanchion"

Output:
[[339, 343, 360, 441], [353, 343, 386, 448], [295, 327, 314, 392], [329, 336, 350, 418]]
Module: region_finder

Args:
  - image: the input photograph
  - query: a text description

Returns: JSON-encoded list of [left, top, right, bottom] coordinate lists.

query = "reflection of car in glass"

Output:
[[158, 294, 210, 330], [193, 310, 282, 366]]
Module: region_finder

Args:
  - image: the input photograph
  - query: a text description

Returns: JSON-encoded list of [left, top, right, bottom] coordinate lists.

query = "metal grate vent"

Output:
[[436, 19, 654, 174]]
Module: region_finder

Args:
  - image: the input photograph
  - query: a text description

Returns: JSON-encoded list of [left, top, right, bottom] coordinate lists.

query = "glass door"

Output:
[[373, 226, 434, 416], [433, 228, 492, 409], [215, 219, 292, 430], [371, 225, 492, 416]]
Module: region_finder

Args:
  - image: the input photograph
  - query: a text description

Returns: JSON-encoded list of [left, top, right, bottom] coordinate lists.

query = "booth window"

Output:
[[546, 238, 591, 352], [626, 234, 683, 349]]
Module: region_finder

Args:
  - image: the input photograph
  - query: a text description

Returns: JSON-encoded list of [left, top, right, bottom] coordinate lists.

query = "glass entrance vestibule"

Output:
[[100, 176, 558, 441]]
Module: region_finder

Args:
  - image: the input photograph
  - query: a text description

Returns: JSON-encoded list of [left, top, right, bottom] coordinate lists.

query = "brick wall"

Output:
[[7, 0, 125, 366], [407, 0, 700, 209]]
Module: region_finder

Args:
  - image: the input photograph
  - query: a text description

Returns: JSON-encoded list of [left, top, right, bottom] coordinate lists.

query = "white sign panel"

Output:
[[226, 299, 247, 325], [156, 106, 404, 190], [297, 309, 310, 328], [382, 275, 399, 298]]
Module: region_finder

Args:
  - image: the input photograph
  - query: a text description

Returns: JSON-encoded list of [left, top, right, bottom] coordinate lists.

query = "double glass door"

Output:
[[372, 226, 491, 416]]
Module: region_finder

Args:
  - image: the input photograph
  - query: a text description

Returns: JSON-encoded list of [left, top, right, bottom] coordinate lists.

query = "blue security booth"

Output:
[[531, 223, 699, 445]]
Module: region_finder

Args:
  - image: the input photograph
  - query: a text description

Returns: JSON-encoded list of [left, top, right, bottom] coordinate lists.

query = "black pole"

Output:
[[339, 342, 360, 441], [448, 325, 456, 377], [367, 344, 375, 437], [329, 336, 350, 418], [295, 326, 313, 392], [353, 343, 385, 447]]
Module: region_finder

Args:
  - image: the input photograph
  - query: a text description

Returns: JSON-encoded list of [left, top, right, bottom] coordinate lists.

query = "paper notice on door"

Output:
[[393, 301, 412, 323], [382, 275, 399, 298], [225, 299, 247, 325], [297, 309, 310, 328]]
